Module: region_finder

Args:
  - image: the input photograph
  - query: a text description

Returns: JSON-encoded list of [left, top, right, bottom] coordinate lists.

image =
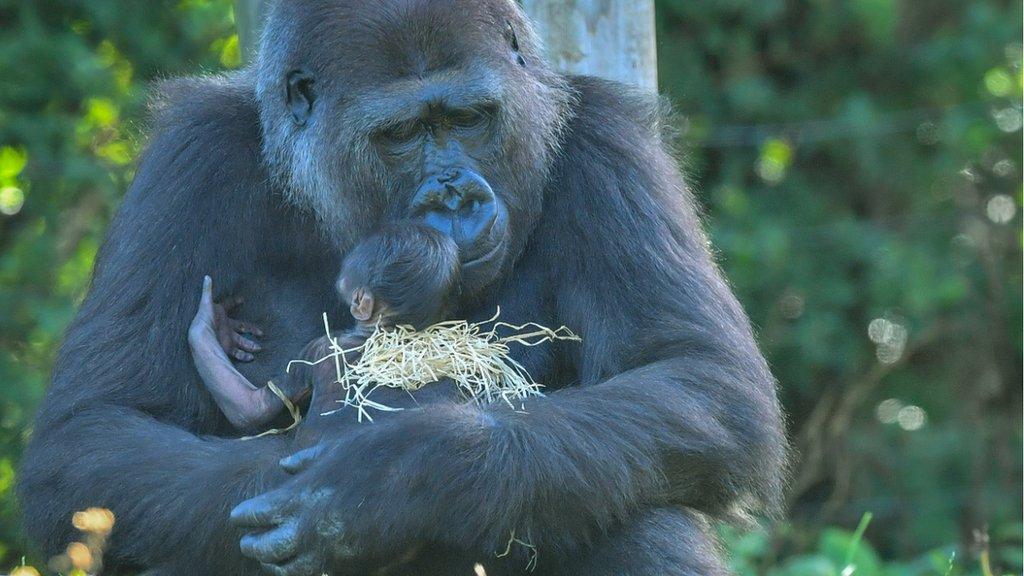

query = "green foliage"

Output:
[[656, 0, 1022, 570], [0, 0, 237, 563], [0, 0, 1020, 572], [721, 519, 1023, 576]]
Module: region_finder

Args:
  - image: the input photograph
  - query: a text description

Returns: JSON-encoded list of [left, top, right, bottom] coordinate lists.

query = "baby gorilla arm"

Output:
[[189, 277, 290, 432]]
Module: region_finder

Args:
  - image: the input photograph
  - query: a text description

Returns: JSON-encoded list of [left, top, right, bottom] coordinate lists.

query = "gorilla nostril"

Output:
[[437, 170, 461, 185]]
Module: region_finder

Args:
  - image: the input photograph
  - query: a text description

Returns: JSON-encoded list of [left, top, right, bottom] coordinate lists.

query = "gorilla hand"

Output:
[[230, 444, 357, 576], [279, 443, 327, 474], [230, 409, 476, 575]]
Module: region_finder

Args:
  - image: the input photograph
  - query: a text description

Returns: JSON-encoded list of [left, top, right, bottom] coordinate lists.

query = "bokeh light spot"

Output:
[[756, 138, 793, 184], [868, 317, 908, 364], [0, 146, 27, 179], [0, 186, 25, 216], [897, 405, 927, 431], [876, 399, 902, 424], [992, 107, 1022, 132], [985, 194, 1017, 224], [983, 68, 1014, 97], [992, 158, 1016, 177]]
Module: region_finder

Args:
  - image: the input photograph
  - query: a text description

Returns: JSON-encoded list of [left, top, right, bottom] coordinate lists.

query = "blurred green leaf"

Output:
[[0, 147, 27, 180]]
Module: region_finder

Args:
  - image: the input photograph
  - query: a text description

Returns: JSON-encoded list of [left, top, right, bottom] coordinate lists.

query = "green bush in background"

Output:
[[656, 1, 1022, 571], [0, 0, 1020, 573]]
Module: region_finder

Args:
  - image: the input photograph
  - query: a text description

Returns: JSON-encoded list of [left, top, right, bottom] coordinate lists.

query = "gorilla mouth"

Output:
[[458, 221, 509, 296], [462, 235, 504, 268], [458, 201, 508, 269]]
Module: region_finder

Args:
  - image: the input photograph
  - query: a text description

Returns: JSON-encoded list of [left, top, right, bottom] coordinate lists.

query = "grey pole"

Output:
[[521, 0, 658, 92], [235, 0, 269, 61]]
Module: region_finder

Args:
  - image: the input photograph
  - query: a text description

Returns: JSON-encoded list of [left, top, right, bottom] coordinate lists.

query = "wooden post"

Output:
[[235, 0, 269, 61], [235, 0, 659, 92], [520, 0, 658, 92]]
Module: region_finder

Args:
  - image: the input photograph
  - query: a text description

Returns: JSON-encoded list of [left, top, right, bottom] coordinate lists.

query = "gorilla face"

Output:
[[255, 0, 572, 295]]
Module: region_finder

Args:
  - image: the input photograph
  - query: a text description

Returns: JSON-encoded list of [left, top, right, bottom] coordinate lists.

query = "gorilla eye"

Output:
[[286, 70, 316, 126], [450, 108, 488, 129], [380, 121, 421, 147]]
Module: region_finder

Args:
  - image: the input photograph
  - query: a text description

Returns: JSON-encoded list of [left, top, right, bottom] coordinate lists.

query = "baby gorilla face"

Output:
[[337, 222, 462, 330]]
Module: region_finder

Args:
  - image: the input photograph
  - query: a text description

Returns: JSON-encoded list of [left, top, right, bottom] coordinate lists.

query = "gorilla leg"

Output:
[[544, 509, 728, 576]]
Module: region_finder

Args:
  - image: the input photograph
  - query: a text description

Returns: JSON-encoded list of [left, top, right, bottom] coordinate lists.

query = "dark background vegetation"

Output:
[[0, 0, 1020, 574]]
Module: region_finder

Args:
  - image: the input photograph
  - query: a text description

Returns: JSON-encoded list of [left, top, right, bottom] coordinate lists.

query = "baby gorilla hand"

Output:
[[296, 333, 372, 427], [189, 276, 264, 362]]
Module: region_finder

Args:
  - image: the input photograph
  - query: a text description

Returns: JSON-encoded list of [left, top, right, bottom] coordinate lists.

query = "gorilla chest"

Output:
[[464, 282, 578, 391], [235, 273, 350, 386]]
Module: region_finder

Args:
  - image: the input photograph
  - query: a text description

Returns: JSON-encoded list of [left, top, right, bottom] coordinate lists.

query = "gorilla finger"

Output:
[[259, 563, 290, 576], [233, 349, 256, 362], [220, 295, 244, 311], [280, 444, 326, 474], [240, 522, 300, 563], [231, 320, 265, 337], [260, 554, 322, 576], [232, 332, 263, 352], [230, 491, 294, 528]]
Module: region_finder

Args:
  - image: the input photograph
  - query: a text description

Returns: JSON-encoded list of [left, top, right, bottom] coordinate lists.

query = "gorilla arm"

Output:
[[16, 76, 332, 574], [233, 78, 787, 572]]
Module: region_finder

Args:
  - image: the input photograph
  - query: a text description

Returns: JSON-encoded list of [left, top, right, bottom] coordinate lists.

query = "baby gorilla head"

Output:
[[337, 222, 462, 330]]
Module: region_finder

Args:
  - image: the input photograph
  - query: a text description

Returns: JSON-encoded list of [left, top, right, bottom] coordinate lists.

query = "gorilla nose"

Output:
[[411, 170, 498, 251], [436, 169, 460, 185]]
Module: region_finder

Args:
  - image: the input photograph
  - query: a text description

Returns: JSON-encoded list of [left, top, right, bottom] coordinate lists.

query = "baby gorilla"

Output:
[[188, 222, 461, 434]]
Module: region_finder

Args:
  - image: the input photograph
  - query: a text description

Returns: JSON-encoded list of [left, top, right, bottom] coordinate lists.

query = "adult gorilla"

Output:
[[18, 0, 786, 574]]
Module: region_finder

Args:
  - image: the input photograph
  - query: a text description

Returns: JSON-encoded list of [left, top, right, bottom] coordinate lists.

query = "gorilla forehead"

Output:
[[268, 0, 523, 86]]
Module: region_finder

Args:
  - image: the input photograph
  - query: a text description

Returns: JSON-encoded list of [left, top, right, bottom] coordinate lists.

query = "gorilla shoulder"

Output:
[[149, 71, 260, 141], [117, 71, 265, 216], [93, 71, 277, 290], [565, 75, 672, 149]]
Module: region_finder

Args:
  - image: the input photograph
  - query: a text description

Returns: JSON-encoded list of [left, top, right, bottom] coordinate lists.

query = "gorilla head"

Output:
[[255, 0, 572, 295]]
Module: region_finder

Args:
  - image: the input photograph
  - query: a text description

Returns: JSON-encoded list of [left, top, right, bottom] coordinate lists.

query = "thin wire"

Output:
[[684, 101, 993, 148]]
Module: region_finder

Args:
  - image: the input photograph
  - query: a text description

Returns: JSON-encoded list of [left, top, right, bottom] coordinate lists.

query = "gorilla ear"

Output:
[[286, 70, 316, 126], [505, 21, 526, 67], [350, 288, 375, 322]]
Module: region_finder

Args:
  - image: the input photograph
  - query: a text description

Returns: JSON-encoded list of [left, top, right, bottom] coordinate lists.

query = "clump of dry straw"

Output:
[[289, 308, 580, 422]]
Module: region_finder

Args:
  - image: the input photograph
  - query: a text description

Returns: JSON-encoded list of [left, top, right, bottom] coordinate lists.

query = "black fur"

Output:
[[17, 1, 786, 574]]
